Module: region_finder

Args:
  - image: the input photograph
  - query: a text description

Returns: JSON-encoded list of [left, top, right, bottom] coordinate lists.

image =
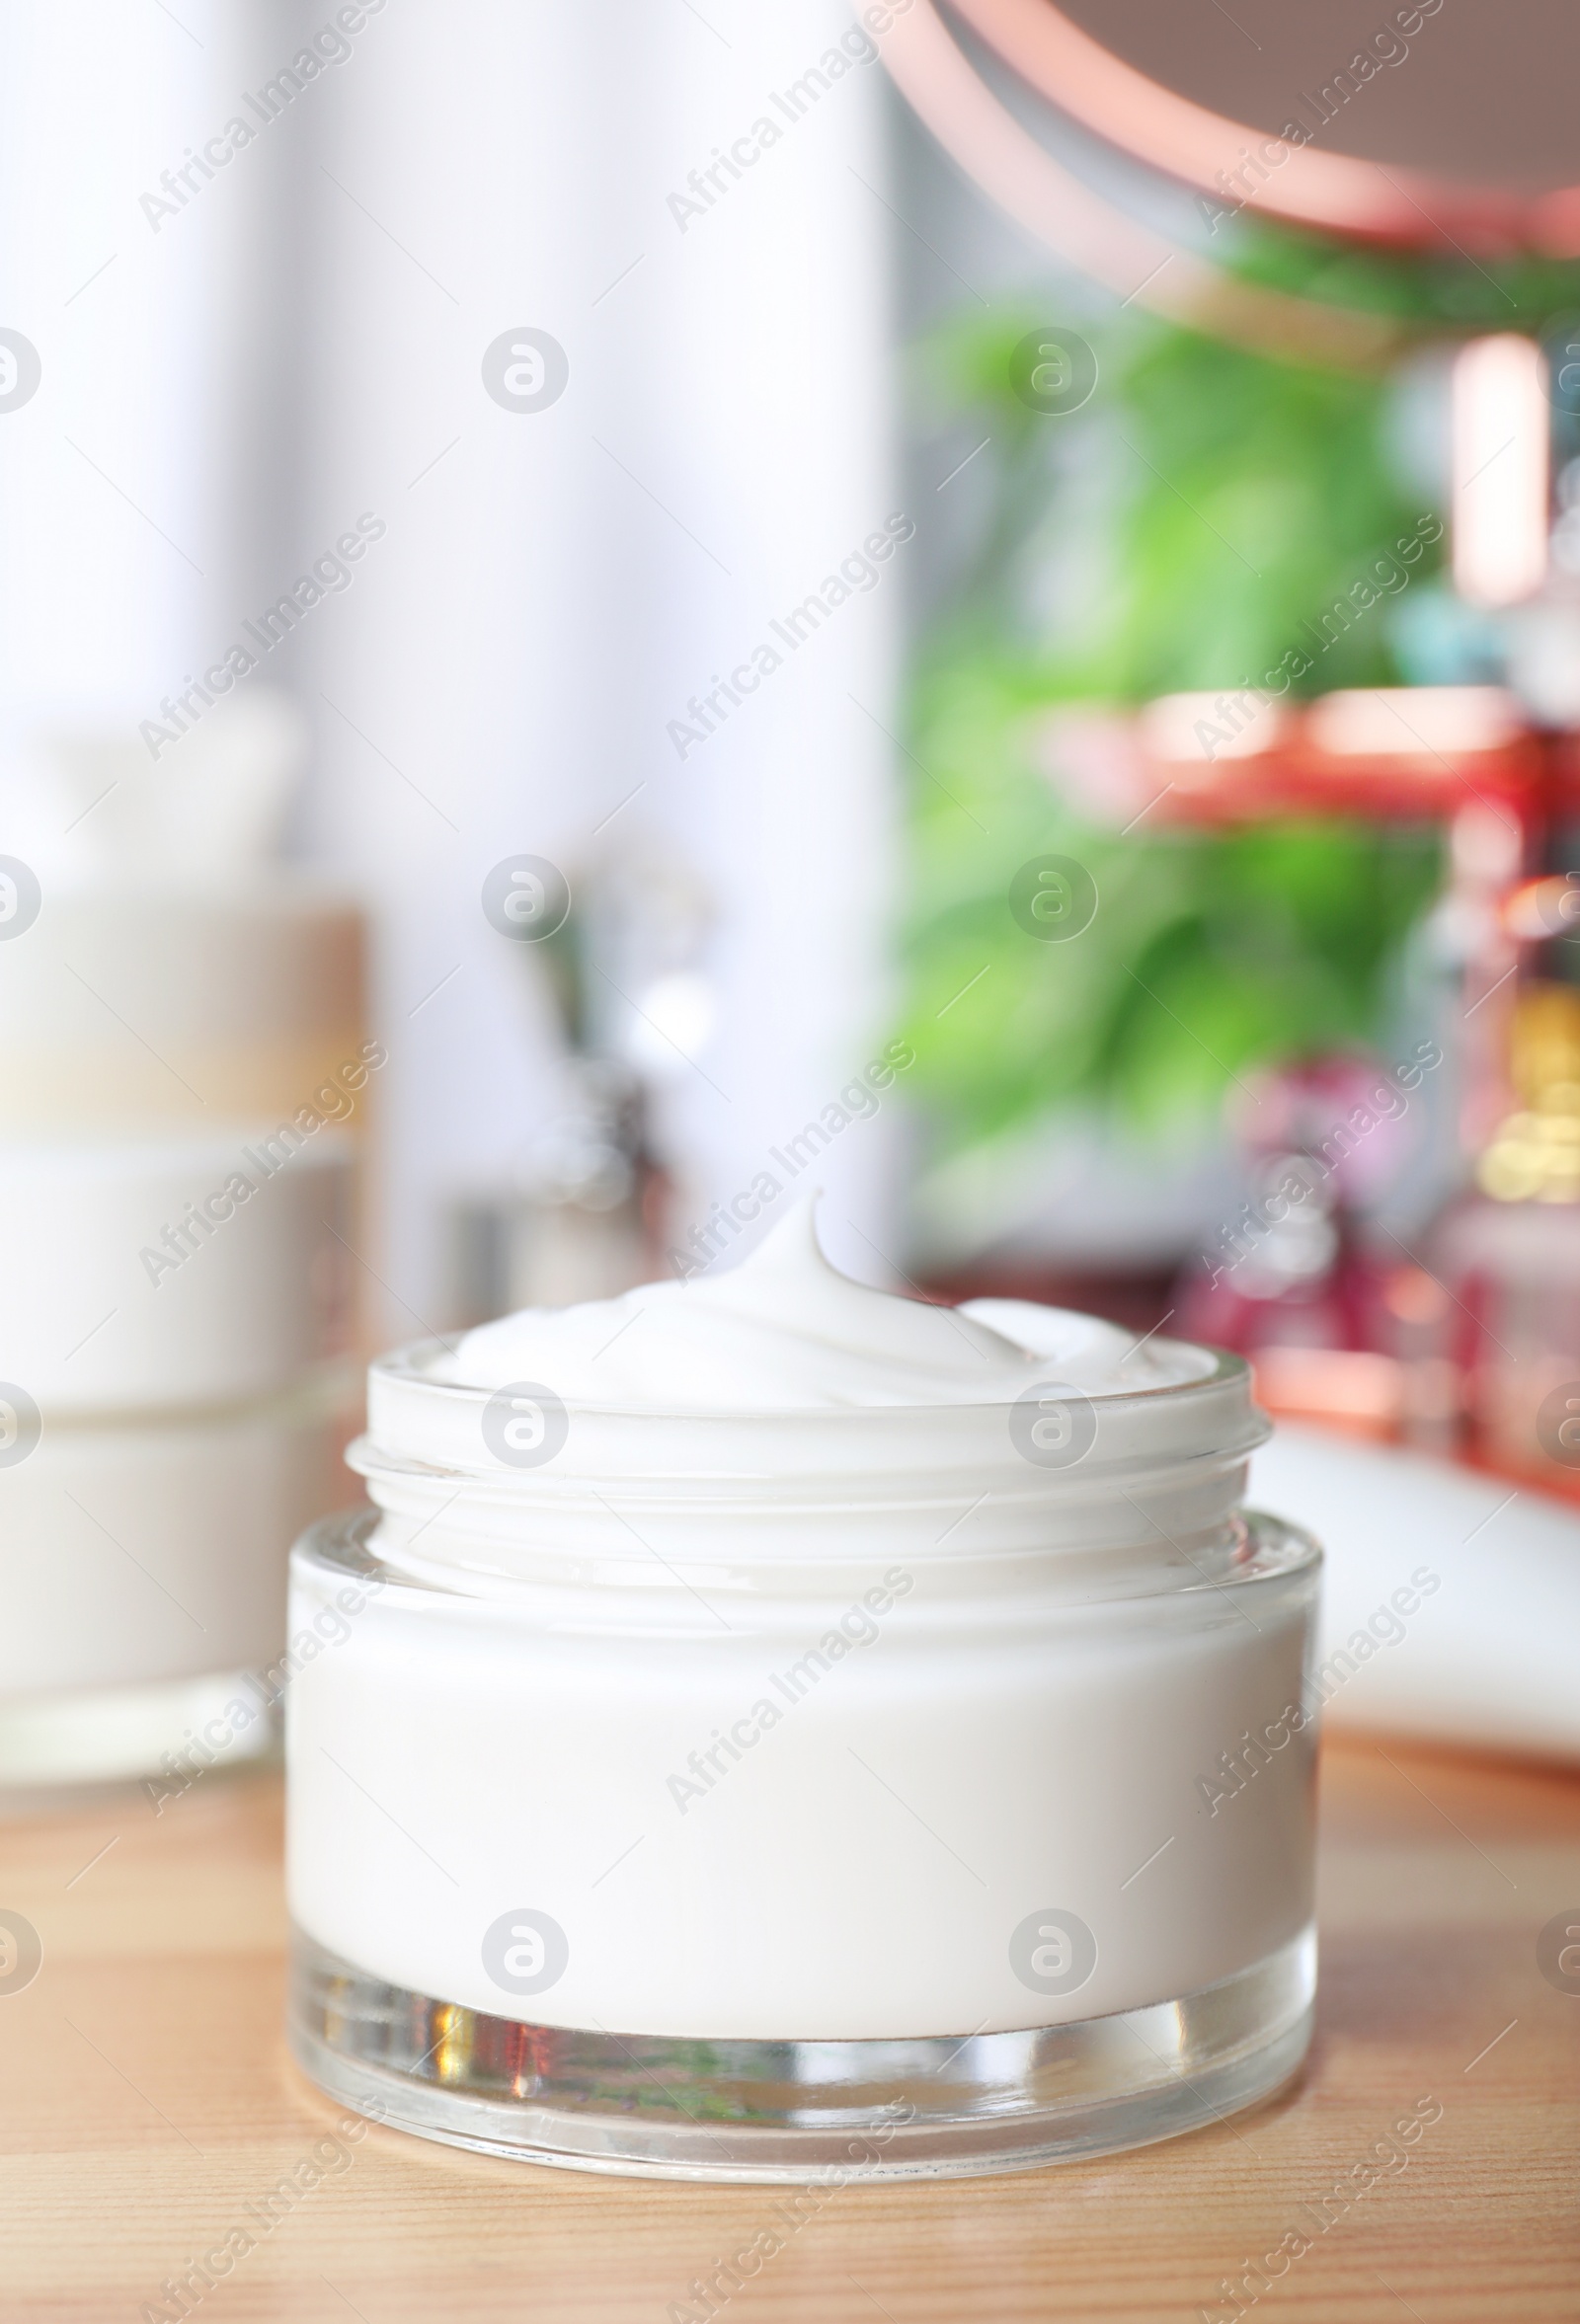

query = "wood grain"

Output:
[[2, 1735, 1577, 2322]]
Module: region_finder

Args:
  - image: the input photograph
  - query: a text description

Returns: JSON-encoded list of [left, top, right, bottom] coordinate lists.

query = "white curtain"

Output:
[[0, 0, 301, 749], [301, 0, 902, 1319]]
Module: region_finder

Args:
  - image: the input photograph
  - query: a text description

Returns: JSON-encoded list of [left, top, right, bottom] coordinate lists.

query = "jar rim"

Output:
[[356, 1338, 1273, 1514], [296, 1500, 1320, 1613]]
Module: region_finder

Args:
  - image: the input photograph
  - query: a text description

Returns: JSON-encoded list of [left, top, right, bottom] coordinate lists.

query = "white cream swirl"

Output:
[[437, 1196, 1211, 1413]]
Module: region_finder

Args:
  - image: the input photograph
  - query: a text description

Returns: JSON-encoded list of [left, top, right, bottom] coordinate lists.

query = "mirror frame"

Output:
[[947, 0, 1580, 254], [876, 0, 1416, 365]]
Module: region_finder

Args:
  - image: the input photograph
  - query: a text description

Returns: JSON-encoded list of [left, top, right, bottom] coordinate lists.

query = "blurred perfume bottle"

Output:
[[1433, 981, 1580, 1497], [449, 1057, 667, 1323], [1177, 1054, 1431, 1439], [448, 841, 702, 1323]]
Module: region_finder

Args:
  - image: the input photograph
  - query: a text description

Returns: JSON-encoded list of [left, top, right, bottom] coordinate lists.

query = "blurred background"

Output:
[[5, 0, 1580, 1782]]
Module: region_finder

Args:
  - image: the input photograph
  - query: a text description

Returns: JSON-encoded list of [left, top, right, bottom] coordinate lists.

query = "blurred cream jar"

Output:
[[287, 1201, 1319, 2180], [0, 1132, 355, 1788]]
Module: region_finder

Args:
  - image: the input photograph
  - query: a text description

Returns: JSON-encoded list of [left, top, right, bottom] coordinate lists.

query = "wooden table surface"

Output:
[[2, 1734, 1578, 2323]]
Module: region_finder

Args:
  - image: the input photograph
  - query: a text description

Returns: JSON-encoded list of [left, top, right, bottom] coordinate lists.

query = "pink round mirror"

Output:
[[955, 0, 1580, 249]]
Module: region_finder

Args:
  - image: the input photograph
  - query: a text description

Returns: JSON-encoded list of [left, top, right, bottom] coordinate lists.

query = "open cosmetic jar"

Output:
[[286, 1204, 1319, 2180]]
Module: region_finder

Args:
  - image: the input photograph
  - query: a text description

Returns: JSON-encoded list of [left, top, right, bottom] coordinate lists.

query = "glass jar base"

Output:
[[288, 1922, 1315, 2182]]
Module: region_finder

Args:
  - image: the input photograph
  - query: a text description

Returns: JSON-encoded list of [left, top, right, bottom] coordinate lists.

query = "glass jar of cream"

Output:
[[286, 1202, 1319, 2180]]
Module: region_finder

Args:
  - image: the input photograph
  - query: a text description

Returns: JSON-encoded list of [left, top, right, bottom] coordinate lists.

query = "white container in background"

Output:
[[0, 1130, 356, 1414], [286, 1203, 1320, 2180], [0, 1375, 354, 1788], [0, 882, 368, 1129]]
